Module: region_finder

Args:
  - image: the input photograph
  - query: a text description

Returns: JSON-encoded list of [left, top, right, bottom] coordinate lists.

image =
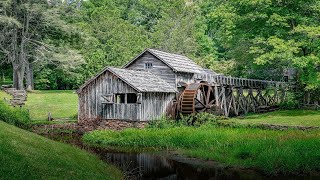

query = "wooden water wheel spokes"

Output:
[[178, 82, 215, 115]]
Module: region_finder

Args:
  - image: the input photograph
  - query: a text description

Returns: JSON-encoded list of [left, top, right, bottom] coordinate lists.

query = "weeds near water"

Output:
[[148, 112, 225, 128], [83, 125, 320, 175]]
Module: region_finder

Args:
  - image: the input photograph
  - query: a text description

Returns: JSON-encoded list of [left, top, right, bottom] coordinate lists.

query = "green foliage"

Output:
[[0, 0, 85, 90], [147, 116, 177, 129], [0, 64, 12, 83], [0, 80, 13, 87], [199, 0, 320, 93], [2, 0, 320, 101], [0, 101, 30, 128], [83, 125, 320, 175], [180, 112, 221, 127], [34, 68, 58, 90], [0, 121, 122, 179], [279, 92, 299, 110], [33, 0, 211, 89], [148, 113, 222, 128]]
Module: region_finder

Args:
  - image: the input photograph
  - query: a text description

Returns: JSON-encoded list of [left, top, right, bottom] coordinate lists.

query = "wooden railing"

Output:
[[196, 74, 287, 88]]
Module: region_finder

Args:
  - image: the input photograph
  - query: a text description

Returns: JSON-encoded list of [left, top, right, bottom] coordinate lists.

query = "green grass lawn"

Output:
[[83, 125, 320, 175], [0, 121, 122, 179], [225, 110, 320, 127], [0, 90, 78, 122], [25, 90, 78, 120], [0, 90, 11, 100]]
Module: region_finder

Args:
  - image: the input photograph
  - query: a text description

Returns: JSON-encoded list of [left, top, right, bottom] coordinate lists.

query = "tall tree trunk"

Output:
[[12, 62, 25, 90], [17, 66, 25, 90], [12, 17, 28, 90], [25, 62, 34, 91], [13, 64, 18, 88], [11, 52, 26, 90], [11, 27, 25, 90]]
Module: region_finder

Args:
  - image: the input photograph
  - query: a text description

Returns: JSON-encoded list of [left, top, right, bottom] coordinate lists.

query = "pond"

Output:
[[45, 133, 318, 180]]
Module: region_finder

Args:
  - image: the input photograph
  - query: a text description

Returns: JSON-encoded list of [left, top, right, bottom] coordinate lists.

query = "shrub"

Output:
[[279, 92, 299, 109], [180, 112, 222, 127], [147, 116, 177, 129], [148, 113, 223, 128], [0, 101, 30, 128]]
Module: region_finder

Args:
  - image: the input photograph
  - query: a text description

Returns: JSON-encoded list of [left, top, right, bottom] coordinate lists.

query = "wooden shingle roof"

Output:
[[77, 67, 177, 93], [108, 67, 177, 93], [124, 48, 205, 74], [203, 68, 219, 75]]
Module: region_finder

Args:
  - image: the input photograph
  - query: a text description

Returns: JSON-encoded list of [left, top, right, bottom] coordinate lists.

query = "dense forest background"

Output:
[[0, 0, 319, 101]]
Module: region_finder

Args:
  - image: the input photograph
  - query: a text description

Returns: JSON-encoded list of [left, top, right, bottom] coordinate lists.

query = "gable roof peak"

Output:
[[124, 48, 205, 74]]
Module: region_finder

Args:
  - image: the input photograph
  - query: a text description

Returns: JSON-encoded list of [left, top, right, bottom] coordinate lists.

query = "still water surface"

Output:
[[46, 133, 318, 180]]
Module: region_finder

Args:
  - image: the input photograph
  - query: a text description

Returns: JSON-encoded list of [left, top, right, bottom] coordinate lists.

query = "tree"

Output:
[[151, 0, 199, 57], [199, 0, 320, 102], [0, 0, 83, 90], [65, 0, 151, 80]]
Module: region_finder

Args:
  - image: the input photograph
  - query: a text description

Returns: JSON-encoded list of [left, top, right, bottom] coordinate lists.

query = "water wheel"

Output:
[[177, 82, 215, 116]]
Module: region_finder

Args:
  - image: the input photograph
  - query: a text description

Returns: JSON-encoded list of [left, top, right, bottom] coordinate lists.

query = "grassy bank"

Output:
[[0, 90, 122, 179], [226, 110, 320, 127], [83, 125, 320, 175], [0, 121, 122, 179], [0, 99, 30, 128], [0, 90, 78, 124], [0, 90, 11, 99], [25, 90, 78, 120]]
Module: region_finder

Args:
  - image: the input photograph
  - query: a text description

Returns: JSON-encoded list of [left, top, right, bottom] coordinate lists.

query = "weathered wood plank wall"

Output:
[[141, 92, 175, 121], [103, 104, 141, 120], [126, 52, 176, 87], [78, 71, 138, 122], [79, 70, 176, 122]]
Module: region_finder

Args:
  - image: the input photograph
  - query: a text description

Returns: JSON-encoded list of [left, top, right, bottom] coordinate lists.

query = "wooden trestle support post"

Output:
[[176, 77, 287, 117]]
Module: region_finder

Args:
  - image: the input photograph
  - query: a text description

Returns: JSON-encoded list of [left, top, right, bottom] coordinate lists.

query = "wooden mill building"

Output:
[[77, 49, 209, 122], [77, 48, 286, 128]]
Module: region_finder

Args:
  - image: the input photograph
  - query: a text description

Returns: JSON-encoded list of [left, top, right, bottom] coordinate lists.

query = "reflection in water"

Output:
[[99, 152, 175, 179], [45, 133, 319, 180], [95, 150, 262, 180]]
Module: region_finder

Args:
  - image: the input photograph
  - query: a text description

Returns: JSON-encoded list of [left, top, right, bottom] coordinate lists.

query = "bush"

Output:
[[148, 113, 223, 128], [279, 92, 299, 109], [180, 112, 223, 127], [0, 101, 30, 128], [147, 116, 177, 129]]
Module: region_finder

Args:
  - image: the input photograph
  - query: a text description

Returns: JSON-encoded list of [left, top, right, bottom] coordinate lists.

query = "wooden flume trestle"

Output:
[[175, 75, 288, 117]]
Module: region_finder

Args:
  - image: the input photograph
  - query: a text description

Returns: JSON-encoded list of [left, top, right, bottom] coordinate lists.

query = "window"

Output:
[[114, 93, 139, 104], [115, 94, 125, 103], [127, 93, 137, 104], [145, 63, 153, 69]]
